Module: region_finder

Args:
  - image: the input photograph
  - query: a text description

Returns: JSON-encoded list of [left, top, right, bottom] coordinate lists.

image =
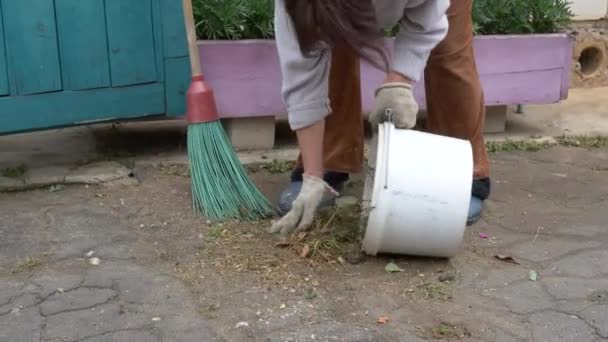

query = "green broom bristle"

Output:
[[188, 121, 274, 221]]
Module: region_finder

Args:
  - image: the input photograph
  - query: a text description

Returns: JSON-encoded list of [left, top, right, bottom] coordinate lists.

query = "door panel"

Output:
[[0, 83, 165, 134], [0, 4, 8, 96], [2, 0, 62, 95], [106, 0, 158, 87], [0, 0, 191, 135], [55, 0, 111, 91]]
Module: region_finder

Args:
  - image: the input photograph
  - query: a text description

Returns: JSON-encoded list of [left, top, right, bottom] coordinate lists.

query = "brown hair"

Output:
[[285, 0, 389, 71]]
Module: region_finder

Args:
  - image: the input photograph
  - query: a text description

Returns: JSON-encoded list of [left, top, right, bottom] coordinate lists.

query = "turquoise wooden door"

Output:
[[0, 0, 191, 134]]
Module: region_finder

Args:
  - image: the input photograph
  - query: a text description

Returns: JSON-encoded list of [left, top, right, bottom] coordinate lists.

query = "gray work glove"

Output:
[[369, 83, 419, 130], [270, 175, 338, 236]]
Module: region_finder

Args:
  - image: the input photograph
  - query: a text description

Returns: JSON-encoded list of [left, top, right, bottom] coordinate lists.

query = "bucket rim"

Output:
[[362, 123, 392, 255]]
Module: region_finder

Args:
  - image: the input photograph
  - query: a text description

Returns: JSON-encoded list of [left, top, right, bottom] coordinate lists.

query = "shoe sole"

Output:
[[467, 214, 481, 226]]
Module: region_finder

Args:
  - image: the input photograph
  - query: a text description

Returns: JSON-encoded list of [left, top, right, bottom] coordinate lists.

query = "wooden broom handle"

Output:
[[182, 0, 202, 76]]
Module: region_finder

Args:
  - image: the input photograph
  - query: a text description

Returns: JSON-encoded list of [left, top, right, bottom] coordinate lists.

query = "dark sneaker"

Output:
[[468, 178, 491, 226], [467, 195, 484, 226], [277, 169, 349, 216]]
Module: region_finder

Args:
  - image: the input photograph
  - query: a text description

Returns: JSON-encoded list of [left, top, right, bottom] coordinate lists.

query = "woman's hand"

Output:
[[369, 72, 419, 130], [270, 175, 338, 235], [270, 120, 330, 235]]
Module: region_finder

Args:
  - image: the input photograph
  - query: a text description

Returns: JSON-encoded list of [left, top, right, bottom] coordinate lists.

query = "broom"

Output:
[[181, 0, 273, 221]]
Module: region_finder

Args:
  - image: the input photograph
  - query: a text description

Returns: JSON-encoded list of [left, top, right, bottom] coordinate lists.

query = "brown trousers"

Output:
[[300, 0, 490, 179]]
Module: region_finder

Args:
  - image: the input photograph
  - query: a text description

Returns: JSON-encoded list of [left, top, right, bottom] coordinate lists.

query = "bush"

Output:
[[193, 0, 573, 40], [472, 0, 573, 35], [193, 0, 273, 40]]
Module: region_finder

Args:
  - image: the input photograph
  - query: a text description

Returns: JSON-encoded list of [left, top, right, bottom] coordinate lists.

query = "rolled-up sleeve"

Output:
[[392, 0, 450, 81], [274, 0, 332, 130]]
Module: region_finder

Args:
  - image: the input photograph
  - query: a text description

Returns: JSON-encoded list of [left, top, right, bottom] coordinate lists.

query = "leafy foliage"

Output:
[[192, 0, 573, 40], [193, 0, 274, 40], [472, 0, 573, 35]]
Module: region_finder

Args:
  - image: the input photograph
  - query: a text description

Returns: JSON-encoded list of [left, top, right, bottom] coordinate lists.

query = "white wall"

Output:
[[571, 0, 608, 21]]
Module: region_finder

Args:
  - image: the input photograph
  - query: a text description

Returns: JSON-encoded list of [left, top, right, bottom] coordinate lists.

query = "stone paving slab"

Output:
[[529, 311, 596, 342], [81, 330, 160, 342], [543, 278, 608, 301], [0, 161, 133, 192], [548, 249, 608, 277], [580, 305, 608, 338], [0, 201, 223, 342], [0, 306, 43, 342]]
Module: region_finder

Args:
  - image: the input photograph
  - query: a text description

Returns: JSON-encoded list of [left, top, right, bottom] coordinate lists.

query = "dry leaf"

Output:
[[377, 316, 390, 324], [495, 255, 520, 265], [385, 262, 404, 273], [300, 244, 311, 258], [529, 270, 539, 282]]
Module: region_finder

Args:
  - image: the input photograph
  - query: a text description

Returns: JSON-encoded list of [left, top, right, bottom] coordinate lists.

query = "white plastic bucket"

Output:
[[361, 123, 473, 258]]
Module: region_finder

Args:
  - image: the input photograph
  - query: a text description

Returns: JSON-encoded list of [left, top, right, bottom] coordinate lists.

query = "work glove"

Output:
[[270, 175, 338, 236], [369, 83, 419, 130]]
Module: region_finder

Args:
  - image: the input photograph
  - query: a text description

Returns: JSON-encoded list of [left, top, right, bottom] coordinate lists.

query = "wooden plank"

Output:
[[473, 35, 574, 75], [0, 3, 8, 96], [105, 0, 158, 87], [197, 41, 283, 118], [2, 0, 62, 95], [478, 69, 564, 106], [361, 68, 565, 112], [409, 69, 564, 109], [0, 83, 165, 134], [55, 0, 111, 90], [165, 57, 190, 116], [160, 0, 188, 58], [152, 0, 165, 83], [560, 36, 575, 101]]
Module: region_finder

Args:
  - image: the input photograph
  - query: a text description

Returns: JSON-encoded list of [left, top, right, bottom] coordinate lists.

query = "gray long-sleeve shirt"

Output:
[[274, 0, 450, 130]]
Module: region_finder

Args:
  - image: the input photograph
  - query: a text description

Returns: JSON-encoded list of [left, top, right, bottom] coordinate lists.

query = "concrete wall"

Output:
[[569, 1, 608, 88], [571, 0, 608, 21]]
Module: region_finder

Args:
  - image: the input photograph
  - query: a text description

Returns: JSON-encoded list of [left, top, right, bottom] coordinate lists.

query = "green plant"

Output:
[[11, 257, 42, 274], [193, 0, 274, 40], [1, 164, 27, 178], [472, 0, 573, 35], [193, 0, 573, 40], [260, 160, 295, 174], [486, 139, 553, 153], [556, 135, 608, 148]]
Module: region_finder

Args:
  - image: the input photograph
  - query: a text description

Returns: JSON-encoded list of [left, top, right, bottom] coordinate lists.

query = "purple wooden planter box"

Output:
[[198, 34, 574, 118]]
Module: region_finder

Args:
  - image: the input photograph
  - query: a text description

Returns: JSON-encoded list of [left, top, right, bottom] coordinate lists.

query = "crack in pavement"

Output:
[[30, 277, 118, 303], [553, 309, 604, 340], [519, 310, 599, 342], [48, 285, 115, 295], [46, 255, 134, 266], [0, 293, 44, 314], [526, 307, 604, 339], [40, 293, 119, 318], [494, 235, 605, 270], [76, 327, 161, 342]]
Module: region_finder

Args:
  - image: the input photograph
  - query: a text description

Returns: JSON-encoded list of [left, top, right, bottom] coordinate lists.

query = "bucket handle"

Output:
[[383, 109, 393, 190]]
